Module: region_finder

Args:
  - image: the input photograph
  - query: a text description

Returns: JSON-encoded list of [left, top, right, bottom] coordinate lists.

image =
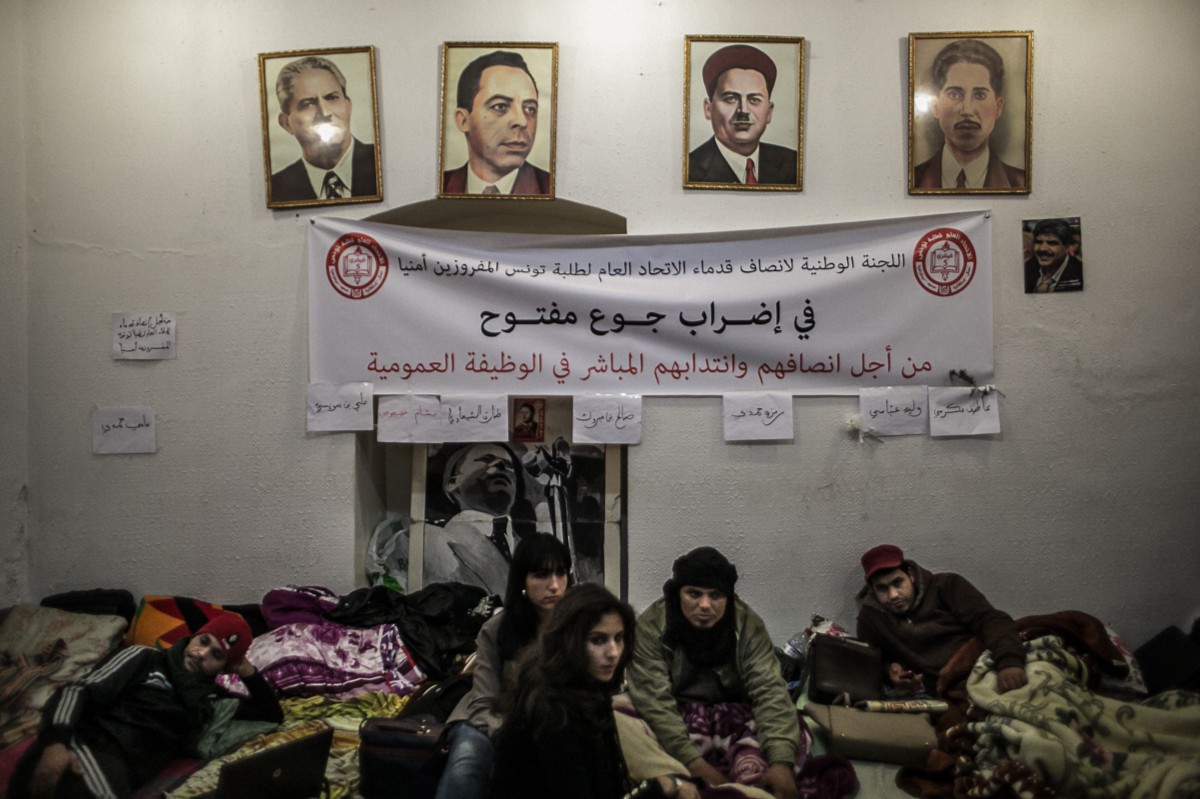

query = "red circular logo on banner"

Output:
[[326, 233, 388, 300], [912, 228, 977, 297]]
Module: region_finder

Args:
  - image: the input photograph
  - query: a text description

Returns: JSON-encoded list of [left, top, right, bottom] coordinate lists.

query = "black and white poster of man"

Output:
[[418, 440, 609, 596]]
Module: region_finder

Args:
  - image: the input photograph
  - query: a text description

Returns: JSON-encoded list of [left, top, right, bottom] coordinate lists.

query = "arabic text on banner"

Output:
[[308, 212, 992, 396]]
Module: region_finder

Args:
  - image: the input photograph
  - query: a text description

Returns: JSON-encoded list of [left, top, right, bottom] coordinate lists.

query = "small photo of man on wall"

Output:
[[511, 397, 545, 442], [1023, 217, 1082, 293]]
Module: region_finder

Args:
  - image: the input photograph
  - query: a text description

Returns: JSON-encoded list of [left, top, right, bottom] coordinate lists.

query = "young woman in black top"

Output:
[[491, 583, 699, 799]]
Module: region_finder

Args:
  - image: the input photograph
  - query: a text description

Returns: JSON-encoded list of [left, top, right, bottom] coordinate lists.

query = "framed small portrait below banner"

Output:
[[684, 35, 804, 192], [909, 31, 1032, 195], [258, 46, 383, 209], [439, 42, 557, 199], [511, 397, 546, 443]]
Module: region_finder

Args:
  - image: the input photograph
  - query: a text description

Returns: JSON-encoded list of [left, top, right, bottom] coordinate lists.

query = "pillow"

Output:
[[124, 595, 230, 648], [0, 604, 127, 748]]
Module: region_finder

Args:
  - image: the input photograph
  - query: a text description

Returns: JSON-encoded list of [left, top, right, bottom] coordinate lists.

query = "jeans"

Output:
[[434, 722, 494, 799]]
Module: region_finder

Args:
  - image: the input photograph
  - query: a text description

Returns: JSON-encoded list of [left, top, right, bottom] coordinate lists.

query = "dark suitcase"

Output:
[[358, 715, 449, 799], [806, 633, 883, 705]]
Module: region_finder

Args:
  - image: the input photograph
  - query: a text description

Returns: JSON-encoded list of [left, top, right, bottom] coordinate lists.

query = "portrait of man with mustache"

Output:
[[1024, 217, 1083, 293], [912, 38, 1027, 192]]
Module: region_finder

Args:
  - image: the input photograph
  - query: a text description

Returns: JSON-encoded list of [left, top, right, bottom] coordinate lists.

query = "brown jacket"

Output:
[[856, 563, 1025, 692]]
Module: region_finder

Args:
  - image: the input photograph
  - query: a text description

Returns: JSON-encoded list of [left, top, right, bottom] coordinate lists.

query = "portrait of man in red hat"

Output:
[[685, 37, 804, 191]]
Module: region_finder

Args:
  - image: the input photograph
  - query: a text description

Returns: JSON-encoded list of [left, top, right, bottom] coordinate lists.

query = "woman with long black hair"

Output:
[[434, 532, 571, 799], [491, 583, 700, 799]]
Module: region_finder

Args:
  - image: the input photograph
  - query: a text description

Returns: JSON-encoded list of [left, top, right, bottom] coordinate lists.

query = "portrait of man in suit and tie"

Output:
[[439, 43, 557, 198], [259, 47, 383, 209], [684, 37, 804, 191], [1023, 217, 1083, 293], [909, 32, 1032, 195]]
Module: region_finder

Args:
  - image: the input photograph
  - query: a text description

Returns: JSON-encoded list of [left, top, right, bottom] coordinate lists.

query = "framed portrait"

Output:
[[438, 42, 557, 199], [511, 397, 546, 443], [684, 35, 804, 192], [908, 31, 1032, 195], [258, 46, 383, 210], [1022, 216, 1082, 293]]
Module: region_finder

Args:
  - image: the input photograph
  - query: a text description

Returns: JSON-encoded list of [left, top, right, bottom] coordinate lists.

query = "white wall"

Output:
[[1, 1, 30, 605], [8, 1, 1200, 648]]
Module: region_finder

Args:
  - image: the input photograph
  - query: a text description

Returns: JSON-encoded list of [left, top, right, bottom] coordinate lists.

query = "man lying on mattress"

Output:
[[855, 544, 1028, 697], [855, 545, 1200, 799], [9, 611, 281, 799]]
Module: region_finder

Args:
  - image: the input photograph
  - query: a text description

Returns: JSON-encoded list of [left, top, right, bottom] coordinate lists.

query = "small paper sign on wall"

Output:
[[438, 395, 508, 442], [723, 392, 794, 441], [929, 387, 1000, 436], [93, 406, 156, 454], [573, 394, 643, 444], [376, 395, 442, 443], [112, 312, 176, 360], [858, 386, 929, 436], [306, 383, 374, 431]]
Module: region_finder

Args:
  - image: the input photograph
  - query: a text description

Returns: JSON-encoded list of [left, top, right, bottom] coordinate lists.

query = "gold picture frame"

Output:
[[908, 31, 1032, 195], [438, 42, 558, 199], [258, 46, 383, 210], [684, 35, 804, 192]]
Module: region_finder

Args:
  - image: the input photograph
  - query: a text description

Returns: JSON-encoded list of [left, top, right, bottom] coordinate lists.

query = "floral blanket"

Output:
[[612, 696, 858, 799], [217, 621, 425, 700], [955, 635, 1200, 799]]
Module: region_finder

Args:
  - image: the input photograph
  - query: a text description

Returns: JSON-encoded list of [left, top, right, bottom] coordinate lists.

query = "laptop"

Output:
[[195, 726, 333, 799]]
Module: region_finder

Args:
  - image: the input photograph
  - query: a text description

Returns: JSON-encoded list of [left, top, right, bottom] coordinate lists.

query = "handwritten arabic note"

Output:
[[112, 312, 176, 360], [859, 387, 930, 436], [573, 394, 643, 444], [723, 392, 794, 441], [306, 383, 374, 432], [377, 395, 442, 443], [93, 406, 156, 454], [439, 395, 508, 442], [928, 387, 1000, 437]]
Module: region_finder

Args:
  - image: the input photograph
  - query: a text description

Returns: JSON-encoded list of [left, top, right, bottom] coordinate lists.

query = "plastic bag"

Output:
[[365, 512, 410, 593]]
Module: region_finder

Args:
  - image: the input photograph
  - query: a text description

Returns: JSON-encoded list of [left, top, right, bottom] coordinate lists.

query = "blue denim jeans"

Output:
[[434, 722, 494, 799]]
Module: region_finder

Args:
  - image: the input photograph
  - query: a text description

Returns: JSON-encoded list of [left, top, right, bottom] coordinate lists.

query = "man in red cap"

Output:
[[856, 544, 1027, 696], [10, 611, 281, 799], [687, 44, 798, 187]]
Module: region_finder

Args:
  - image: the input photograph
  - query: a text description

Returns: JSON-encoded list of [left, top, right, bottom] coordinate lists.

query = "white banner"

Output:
[[308, 211, 992, 396]]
